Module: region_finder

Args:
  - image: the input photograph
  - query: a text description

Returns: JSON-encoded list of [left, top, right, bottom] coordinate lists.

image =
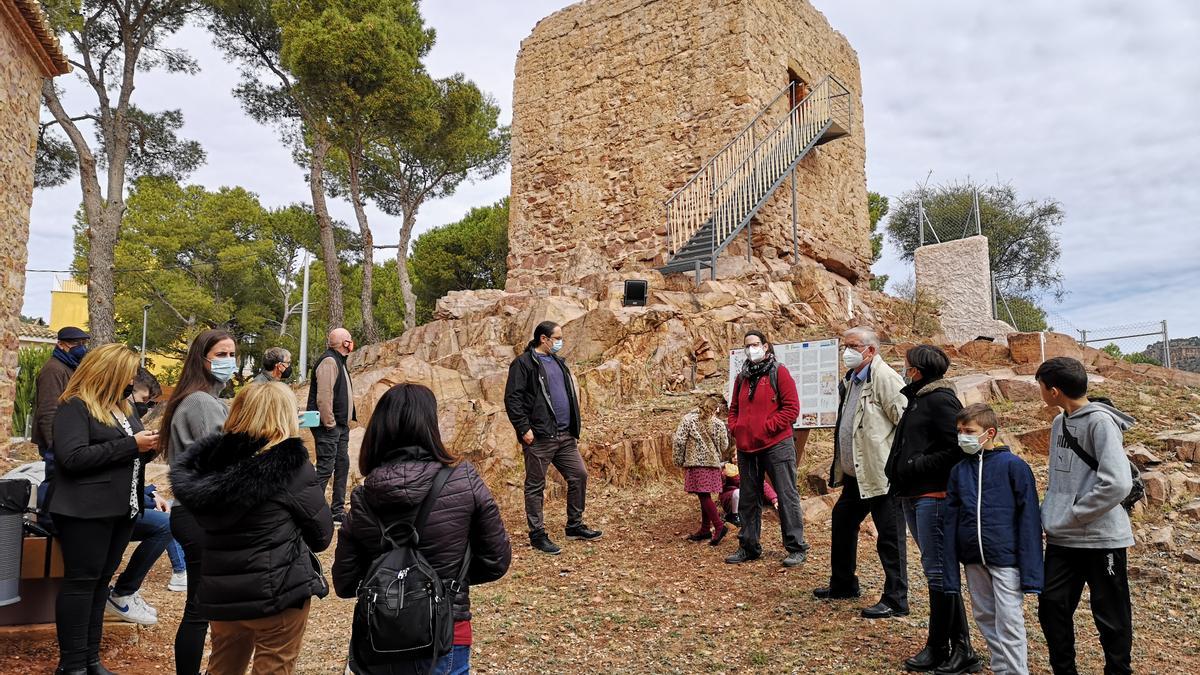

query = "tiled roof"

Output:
[[1, 0, 71, 76], [17, 320, 56, 340]]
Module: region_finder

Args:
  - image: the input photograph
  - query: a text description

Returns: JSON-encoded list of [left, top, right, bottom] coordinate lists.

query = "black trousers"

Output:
[[171, 503, 208, 675], [1038, 544, 1133, 675], [737, 437, 807, 555], [313, 424, 351, 518], [54, 513, 136, 670], [828, 475, 909, 610]]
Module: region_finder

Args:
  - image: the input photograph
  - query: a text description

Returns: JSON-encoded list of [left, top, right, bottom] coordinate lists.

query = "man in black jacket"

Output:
[[306, 328, 356, 523], [504, 321, 601, 554], [32, 325, 90, 526]]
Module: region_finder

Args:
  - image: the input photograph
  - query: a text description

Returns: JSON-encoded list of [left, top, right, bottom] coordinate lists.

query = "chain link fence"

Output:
[[1043, 312, 1175, 368]]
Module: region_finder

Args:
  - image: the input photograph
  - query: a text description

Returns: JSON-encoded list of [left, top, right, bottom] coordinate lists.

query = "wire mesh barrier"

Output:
[[1073, 320, 1175, 369]]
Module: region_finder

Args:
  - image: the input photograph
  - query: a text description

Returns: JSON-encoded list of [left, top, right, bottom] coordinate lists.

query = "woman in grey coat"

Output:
[[159, 329, 236, 674]]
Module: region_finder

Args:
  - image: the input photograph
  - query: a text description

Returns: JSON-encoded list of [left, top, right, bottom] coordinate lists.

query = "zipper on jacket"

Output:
[[976, 455, 987, 566]]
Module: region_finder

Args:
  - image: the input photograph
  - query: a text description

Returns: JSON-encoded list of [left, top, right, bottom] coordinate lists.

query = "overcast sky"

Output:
[[24, 0, 1200, 351]]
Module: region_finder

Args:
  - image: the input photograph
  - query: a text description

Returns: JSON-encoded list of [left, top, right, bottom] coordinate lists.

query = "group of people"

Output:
[[34, 326, 513, 675], [29, 317, 1136, 674], [671, 326, 1136, 675]]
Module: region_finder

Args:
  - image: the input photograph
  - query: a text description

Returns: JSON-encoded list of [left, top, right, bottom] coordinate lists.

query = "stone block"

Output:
[[994, 377, 1041, 402], [914, 236, 1010, 344], [1015, 428, 1053, 456], [1008, 332, 1084, 365], [950, 373, 996, 406], [1162, 432, 1200, 462], [1124, 444, 1162, 468], [800, 496, 832, 524], [805, 470, 829, 496], [1142, 471, 1170, 506], [958, 339, 1011, 364], [1146, 525, 1175, 551]]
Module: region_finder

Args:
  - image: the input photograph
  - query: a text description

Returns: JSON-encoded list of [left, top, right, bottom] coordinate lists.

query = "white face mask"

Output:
[[746, 345, 766, 363], [957, 432, 987, 455], [842, 347, 865, 369]]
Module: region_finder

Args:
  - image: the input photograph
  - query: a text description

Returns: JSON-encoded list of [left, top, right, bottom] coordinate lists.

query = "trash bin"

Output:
[[0, 479, 30, 606]]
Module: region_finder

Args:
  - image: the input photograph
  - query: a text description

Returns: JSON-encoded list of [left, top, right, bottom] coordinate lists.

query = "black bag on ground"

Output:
[[1059, 399, 1145, 511], [350, 465, 469, 670]]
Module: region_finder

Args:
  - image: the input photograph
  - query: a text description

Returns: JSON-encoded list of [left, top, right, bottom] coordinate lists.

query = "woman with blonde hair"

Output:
[[170, 382, 333, 675], [672, 393, 731, 545], [50, 343, 160, 675]]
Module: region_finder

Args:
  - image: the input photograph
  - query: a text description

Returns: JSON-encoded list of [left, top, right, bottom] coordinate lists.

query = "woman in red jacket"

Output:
[[724, 330, 808, 567]]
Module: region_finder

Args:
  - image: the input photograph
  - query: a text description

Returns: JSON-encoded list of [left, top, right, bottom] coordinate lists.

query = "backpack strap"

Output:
[[1058, 415, 1099, 472], [412, 465, 454, 545], [366, 464, 455, 548]]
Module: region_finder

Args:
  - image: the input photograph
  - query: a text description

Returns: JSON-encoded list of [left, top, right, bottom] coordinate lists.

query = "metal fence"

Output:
[[1043, 312, 1175, 368]]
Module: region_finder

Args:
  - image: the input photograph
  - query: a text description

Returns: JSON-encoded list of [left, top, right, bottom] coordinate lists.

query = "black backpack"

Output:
[[1058, 401, 1145, 511], [351, 466, 469, 671]]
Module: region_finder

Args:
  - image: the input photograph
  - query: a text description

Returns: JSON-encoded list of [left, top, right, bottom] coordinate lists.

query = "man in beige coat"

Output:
[[813, 326, 910, 619]]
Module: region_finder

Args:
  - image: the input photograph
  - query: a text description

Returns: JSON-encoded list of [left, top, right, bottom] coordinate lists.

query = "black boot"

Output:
[[934, 593, 982, 674], [905, 589, 950, 672]]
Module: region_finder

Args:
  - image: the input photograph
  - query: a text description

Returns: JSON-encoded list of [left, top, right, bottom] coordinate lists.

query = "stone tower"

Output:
[[506, 0, 869, 291]]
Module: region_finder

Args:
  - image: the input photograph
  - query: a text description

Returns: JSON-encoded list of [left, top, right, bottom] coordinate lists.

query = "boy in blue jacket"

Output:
[[944, 404, 1043, 675]]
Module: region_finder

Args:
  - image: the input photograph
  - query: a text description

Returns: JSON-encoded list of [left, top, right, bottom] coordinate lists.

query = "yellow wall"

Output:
[[47, 279, 181, 383], [49, 278, 89, 333]]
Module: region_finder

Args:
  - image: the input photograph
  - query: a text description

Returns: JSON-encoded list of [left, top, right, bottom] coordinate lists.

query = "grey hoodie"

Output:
[[1041, 402, 1136, 549]]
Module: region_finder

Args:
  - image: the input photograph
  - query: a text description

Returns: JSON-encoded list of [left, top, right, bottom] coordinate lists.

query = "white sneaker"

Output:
[[131, 590, 157, 617], [168, 571, 188, 592], [106, 592, 157, 625]]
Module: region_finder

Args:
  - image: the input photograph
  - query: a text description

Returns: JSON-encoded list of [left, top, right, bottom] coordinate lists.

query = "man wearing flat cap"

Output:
[[32, 326, 91, 523]]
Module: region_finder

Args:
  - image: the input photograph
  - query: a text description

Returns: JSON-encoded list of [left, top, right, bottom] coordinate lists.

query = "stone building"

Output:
[[507, 0, 868, 291], [0, 0, 70, 444]]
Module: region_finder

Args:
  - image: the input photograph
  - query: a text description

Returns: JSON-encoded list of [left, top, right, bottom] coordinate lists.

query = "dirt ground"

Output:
[[4, 477, 1199, 674]]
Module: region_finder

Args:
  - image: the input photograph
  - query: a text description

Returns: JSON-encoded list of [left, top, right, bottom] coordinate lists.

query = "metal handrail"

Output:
[[664, 75, 852, 260], [665, 81, 801, 203]]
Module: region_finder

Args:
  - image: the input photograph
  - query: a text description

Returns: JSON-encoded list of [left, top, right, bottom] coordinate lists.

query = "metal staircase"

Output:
[[661, 75, 853, 279]]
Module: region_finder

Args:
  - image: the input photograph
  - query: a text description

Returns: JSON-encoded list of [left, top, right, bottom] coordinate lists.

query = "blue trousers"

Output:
[[111, 507, 184, 597], [902, 496, 946, 592]]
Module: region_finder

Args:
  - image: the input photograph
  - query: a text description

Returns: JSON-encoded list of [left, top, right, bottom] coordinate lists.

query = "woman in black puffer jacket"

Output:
[[170, 382, 333, 675], [333, 383, 512, 675], [884, 345, 979, 675]]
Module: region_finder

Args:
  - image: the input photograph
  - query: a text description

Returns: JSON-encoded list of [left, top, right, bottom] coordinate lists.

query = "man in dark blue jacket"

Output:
[[944, 404, 1043, 675]]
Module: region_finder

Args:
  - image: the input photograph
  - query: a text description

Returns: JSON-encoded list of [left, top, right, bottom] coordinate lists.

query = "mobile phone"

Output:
[[298, 411, 320, 428]]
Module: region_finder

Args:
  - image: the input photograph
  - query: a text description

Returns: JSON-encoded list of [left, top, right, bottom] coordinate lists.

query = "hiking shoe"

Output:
[[106, 592, 157, 625], [565, 524, 603, 541], [167, 571, 188, 592], [781, 550, 808, 567], [530, 534, 562, 555], [724, 548, 760, 564]]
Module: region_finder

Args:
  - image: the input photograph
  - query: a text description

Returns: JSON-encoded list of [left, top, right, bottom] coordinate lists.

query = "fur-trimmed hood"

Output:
[[170, 432, 309, 528], [905, 377, 956, 398]]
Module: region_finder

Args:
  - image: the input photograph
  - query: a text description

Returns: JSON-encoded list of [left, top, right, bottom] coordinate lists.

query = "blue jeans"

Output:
[[435, 646, 470, 675], [902, 496, 946, 592], [112, 508, 179, 597]]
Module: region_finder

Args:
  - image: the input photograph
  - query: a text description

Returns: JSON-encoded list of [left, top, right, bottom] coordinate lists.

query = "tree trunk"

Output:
[[397, 210, 418, 332], [42, 81, 117, 344], [346, 152, 379, 344], [308, 132, 344, 327]]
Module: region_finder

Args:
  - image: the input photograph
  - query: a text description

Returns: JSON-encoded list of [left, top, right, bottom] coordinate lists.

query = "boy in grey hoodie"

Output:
[[1035, 357, 1135, 675]]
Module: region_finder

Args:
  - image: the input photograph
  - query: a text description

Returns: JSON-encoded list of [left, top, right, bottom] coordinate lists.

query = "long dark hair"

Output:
[[161, 329, 233, 459], [359, 383, 456, 475], [527, 320, 558, 351]]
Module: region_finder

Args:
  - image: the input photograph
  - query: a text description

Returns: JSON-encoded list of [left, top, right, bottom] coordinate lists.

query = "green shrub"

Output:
[[12, 346, 53, 438]]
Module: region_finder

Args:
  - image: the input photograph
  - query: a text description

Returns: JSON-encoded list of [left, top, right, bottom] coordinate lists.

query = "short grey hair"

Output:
[[844, 326, 880, 348], [263, 347, 292, 369]]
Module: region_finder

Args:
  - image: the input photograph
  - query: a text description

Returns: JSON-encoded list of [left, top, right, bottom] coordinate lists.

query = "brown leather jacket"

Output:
[[32, 356, 75, 452]]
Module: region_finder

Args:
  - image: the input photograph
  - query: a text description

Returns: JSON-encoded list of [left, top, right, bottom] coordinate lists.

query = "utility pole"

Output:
[[140, 304, 150, 368], [298, 251, 312, 383]]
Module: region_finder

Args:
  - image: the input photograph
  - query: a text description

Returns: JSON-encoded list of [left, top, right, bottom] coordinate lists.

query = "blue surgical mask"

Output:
[[209, 356, 237, 383], [68, 344, 88, 361], [957, 433, 984, 455], [551, 339, 564, 354]]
